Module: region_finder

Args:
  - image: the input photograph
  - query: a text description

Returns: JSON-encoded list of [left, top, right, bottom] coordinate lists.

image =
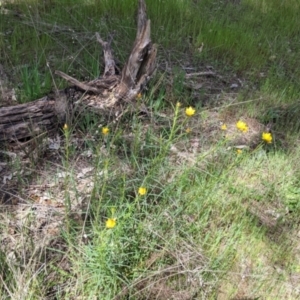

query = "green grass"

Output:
[[1, 0, 300, 299], [1, 0, 300, 102]]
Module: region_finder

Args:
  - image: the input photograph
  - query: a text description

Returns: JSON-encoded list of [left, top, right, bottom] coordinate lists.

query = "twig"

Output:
[[55, 71, 102, 94], [95, 32, 116, 77], [185, 71, 216, 78]]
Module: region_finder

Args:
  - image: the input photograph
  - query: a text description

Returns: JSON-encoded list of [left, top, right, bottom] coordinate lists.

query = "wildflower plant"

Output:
[[185, 106, 196, 117], [102, 127, 109, 135], [236, 120, 248, 132], [106, 218, 116, 229], [262, 132, 272, 144], [138, 187, 147, 196], [63, 123, 70, 160], [165, 101, 182, 145], [221, 124, 227, 131], [62, 123, 72, 232]]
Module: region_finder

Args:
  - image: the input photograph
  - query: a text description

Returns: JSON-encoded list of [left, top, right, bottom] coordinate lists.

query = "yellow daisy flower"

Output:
[[236, 120, 248, 133], [106, 218, 116, 229], [262, 132, 272, 144], [138, 187, 147, 196], [221, 124, 227, 130], [102, 127, 109, 135], [185, 106, 196, 117]]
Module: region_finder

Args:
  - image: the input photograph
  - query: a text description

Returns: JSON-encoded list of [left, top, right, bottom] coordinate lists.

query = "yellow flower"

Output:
[[176, 102, 181, 108], [262, 132, 272, 144], [186, 127, 191, 133], [236, 149, 242, 154], [137, 93, 142, 100], [221, 124, 227, 130], [236, 120, 248, 133], [102, 127, 109, 135], [185, 106, 196, 117], [106, 218, 116, 229], [63, 124, 68, 131], [138, 187, 147, 196]]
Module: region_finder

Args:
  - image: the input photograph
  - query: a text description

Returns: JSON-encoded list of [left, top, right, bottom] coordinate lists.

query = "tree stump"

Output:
[[0, 0, 157, 142]]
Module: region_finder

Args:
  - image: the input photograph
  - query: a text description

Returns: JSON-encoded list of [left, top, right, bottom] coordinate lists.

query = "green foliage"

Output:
[[1, 0, 300, 103]]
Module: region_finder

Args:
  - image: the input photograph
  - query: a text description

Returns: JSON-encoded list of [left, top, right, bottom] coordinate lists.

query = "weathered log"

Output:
[[0, 0, 156, 142]]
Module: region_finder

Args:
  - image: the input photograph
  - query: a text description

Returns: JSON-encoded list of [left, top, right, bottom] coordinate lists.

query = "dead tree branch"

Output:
[[0, 0, 156, 142]]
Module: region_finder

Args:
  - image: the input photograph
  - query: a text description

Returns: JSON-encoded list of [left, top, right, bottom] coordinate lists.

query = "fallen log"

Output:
[[0, 0, 157, 142]]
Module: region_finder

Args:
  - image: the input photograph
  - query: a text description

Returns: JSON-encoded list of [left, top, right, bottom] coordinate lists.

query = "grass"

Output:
[[1, 0, 300, 299]]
